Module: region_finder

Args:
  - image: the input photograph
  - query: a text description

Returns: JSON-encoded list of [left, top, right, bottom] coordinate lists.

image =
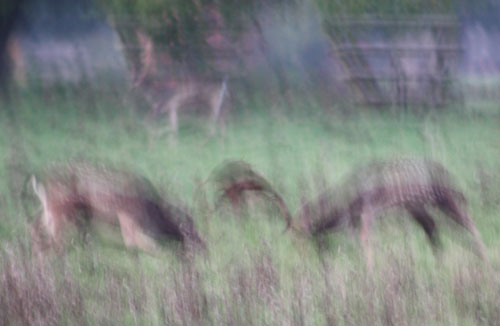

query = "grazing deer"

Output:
[[28, 162, 205, 255], [210, 160, 292, 228], [212, 158, 487, 268], [132, 30, 229, 141]]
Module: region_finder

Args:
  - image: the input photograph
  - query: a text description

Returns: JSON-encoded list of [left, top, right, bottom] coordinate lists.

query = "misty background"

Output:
[[2, 0, 500, 107]]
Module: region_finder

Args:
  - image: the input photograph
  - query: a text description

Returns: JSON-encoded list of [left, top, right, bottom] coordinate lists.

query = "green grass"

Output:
[[1, 94, 500, 325]]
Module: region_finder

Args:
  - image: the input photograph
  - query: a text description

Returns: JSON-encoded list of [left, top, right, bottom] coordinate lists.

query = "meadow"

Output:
[[0, 92, 499, 325]]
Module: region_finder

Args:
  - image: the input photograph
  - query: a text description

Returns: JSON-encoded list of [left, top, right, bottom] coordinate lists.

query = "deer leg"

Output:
[[209, 96, 219, 136], [75, 213, 92, 247], [43, 206, 67, 252], [117, 212, 139, 249], [168, 105, 179, 145], [437, 195, 488, 260], [169, 105, 178, 134], [360, 210, 375, 270], [117, 212, 157, 253], [219, 95, 229, 140], [218, 109, 226, 138], [210, 79, 228, 136], [406, 205, 441, 253]]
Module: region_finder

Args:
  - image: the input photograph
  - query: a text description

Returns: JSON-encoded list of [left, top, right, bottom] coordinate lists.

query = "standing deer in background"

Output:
[[27, 162, 205, 255], [132, 30, 229, 141], [212, 159, 488, 268], [144, 76, 229, 137]]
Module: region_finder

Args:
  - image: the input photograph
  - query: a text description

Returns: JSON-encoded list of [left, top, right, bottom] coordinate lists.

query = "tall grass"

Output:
[[0, 93, 499, 325]]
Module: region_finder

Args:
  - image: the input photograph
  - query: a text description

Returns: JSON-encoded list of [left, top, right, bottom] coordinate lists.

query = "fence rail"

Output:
[[325, 15, 461, 107]]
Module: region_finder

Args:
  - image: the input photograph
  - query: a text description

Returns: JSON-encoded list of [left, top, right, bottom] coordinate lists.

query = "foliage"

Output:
[[0, 0, 23, 18], [95, 0, 292, 71], [314, 0, 455, 16], [1, 93, 500, 324], [95, 0, 208, 67]]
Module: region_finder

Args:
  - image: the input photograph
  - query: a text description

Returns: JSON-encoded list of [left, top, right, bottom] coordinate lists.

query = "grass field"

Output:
[[0, 93, 500, 325]]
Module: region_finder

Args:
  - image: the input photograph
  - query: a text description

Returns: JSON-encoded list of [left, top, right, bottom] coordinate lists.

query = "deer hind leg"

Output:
[[117, 212, 158, 253], [406, 205, 441, 253], [73, 212, 92, 247], [437, 193, 487, 260], [359, 210, 375, 270]]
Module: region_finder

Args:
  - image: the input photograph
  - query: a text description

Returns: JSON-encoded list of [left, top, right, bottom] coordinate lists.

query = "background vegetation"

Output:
[[1, 0, 500, 324], [0, 92, 499, 325]]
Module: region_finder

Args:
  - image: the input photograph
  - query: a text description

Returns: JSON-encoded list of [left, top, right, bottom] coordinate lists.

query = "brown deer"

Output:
[[212, 159, 488, 268], [210, 160, 292, 228], [28, 162, 205, 255], [143, 77, 229, 138], [132, 30, 229, 141]]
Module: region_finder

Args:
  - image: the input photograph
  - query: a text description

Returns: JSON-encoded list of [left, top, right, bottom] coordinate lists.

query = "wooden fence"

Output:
[[324, 15, 462, 107]]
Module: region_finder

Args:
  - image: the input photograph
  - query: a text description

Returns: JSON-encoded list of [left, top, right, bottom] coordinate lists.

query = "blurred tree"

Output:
[[96, 0, 294, 99], [0, 0, 25, 101], [217, 0, 295, 99], [97, 0, 216, 76], [315, 0, 455, 17]]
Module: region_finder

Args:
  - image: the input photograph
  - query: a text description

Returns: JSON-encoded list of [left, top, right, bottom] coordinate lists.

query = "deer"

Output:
[[25, 162, 205, 256], [211, 159, 488, 268], [132, 30, 229, 142], [209, 160, 292, 228], [143, 77, 229, 138]]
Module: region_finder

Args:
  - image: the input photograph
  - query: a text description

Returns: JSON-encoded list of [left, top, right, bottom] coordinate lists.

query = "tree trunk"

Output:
[[0, 0, 24, 102]]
